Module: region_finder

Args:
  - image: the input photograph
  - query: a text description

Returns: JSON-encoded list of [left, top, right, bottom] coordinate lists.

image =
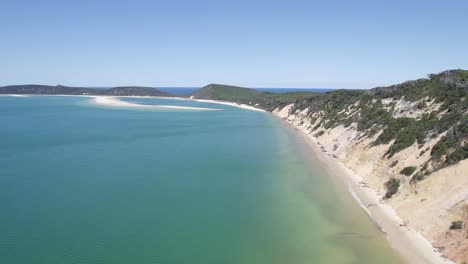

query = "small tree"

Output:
[[450, 221, 464, 230], [400, 166, 417, 176], [384, 178, 400, 199]]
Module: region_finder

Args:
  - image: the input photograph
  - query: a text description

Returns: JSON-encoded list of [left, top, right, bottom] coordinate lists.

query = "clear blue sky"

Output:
[[2, 0, 468, 89]]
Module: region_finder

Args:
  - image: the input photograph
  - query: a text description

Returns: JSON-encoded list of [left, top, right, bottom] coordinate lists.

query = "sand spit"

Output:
[[91, 96, 222, 111], [190, 98, 266, 112]]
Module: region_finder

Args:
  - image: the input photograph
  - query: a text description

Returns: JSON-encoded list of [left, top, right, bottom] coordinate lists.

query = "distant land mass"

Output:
[[0, 85, 171, 97], [192, 84, 261, 99], [192, 83, 321, 111], [0, 84, 333, 97], [160, 87, 335, 95]]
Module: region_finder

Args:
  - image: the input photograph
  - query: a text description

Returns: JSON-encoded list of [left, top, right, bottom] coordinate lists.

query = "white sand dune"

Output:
[[92, 96, 221, 111]]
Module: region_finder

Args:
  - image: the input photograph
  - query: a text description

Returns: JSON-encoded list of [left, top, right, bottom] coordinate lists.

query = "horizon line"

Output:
[[0, 84, 366, 90]]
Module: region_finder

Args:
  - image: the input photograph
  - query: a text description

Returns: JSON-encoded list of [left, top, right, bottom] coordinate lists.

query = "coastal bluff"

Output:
[[271, 70, 468, 263], [189, 70, 467, 263]]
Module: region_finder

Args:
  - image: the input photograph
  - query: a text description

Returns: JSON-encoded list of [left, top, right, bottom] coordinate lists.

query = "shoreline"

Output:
[[0, 94, 265, 112], [2, 93, 456, 262], [188, 98, 266, 112], [275, 114, 454, 264]]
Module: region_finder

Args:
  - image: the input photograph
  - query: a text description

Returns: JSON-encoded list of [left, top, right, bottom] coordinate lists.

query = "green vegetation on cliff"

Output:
[[289, 70, 468, 178], [384, 178, 400, 199], [191, 71, 467, 178], [400, 166, 417, 176]]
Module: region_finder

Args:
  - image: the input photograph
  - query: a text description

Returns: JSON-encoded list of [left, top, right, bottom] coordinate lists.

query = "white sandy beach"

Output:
[[279, 118, 454, 264], [190, 98, 266, 112], [91, 96, 222, 111], [92, 96, 266, 112]]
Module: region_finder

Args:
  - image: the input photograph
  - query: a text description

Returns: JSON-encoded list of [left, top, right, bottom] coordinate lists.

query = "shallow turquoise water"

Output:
[[0, 96, 403, 264]]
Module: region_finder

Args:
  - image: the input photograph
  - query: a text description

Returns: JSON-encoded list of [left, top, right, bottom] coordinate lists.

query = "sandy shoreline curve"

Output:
[[2, 94, 266, 112], [190, 98, 266, 112], [91, 96, 222, 111], [276, 116, 454, 264], [92, 96, 220, 111], [92, 95, 265, 112]]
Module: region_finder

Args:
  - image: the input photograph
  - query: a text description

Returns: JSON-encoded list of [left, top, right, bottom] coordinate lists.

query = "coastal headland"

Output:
[[1, 69, 467, 263]]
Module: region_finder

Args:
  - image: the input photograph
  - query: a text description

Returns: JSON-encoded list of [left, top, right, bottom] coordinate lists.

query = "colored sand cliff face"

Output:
[[271, 70, 468, 263], [0, 96, 403, 264]]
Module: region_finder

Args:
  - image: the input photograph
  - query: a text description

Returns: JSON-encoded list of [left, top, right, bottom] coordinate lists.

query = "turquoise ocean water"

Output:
[[0, 96, 403, 264]]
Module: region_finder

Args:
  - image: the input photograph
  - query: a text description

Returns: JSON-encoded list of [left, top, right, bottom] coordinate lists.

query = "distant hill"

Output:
[[103, 86, 169, 96], [0, 85, 103, 95], [192, 83, 320, 111], [191, 84, 260, 100], [0, 85, 171, 97]]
